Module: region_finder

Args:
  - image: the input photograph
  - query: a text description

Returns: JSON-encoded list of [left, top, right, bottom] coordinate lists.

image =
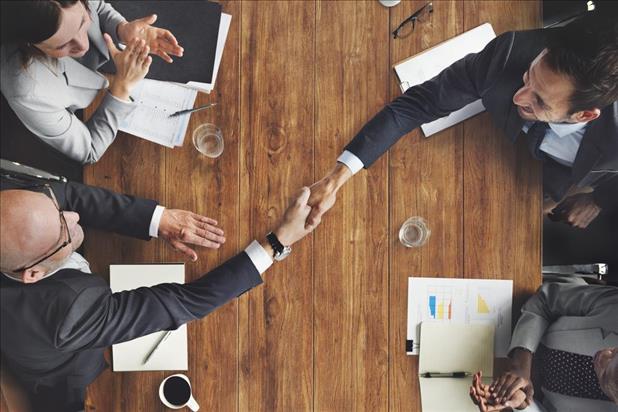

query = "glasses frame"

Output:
[[392, 2, 433, 39], [13, 184, 72, 273]]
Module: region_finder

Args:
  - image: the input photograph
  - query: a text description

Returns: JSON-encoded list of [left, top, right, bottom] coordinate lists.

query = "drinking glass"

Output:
[[399, 216, 430, 247], [192, 123, 223, 158]]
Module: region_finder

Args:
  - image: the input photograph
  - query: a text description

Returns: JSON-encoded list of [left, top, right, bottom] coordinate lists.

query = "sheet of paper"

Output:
[[419, 323, 494, 377], [407, 277, 512, 357], [119, 79, 197, 147], [110, 264, 188, 372], [420, 377, 492, 412], [186, 13, 232, 93], [393, 23, 496, 137]]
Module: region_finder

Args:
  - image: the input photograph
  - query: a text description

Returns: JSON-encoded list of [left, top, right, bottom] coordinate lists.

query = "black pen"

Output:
[[169, 102, 218, 118], [423, 372, 471, 378]]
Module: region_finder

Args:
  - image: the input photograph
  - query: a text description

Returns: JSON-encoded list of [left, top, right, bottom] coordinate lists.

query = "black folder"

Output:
[[108, 0, 222, 83]]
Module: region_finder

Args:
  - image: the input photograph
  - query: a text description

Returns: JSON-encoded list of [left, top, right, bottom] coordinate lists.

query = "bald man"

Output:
[[0, 180, 318, 411]]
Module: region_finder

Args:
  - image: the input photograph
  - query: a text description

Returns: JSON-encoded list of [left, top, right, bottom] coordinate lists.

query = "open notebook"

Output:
[[419, 322, 494, 412], [393, 23, 496, 137], [110, 264, 188, 371]]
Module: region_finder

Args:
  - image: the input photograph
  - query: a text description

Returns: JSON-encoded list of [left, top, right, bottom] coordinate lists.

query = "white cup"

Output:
[[379, 0, 401, 7], [159, 374, 200, 411]]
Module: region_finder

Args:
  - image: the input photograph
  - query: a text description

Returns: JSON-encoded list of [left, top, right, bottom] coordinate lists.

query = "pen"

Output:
[[169, 102, 218, 118], [422, 372, 471, 378], [143, 330, 173, 364]]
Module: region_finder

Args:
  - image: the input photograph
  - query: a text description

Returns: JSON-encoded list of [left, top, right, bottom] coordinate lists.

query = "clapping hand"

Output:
[[117, 14, 184, 63], [158, 209, 226, 261]]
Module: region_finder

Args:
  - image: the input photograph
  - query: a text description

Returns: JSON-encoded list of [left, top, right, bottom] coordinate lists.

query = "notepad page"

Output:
[[110, 264, 188, 371], [419, 322, 494, 376], [119, 79, 197, 147]]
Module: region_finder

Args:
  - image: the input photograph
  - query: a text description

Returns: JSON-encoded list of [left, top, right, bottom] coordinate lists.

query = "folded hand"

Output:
[[158, 209, 225, 261]]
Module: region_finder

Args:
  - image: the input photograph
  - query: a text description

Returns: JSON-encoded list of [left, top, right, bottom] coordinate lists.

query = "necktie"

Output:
[[535, 344, 611, 401], [526, 122, 550, 160]]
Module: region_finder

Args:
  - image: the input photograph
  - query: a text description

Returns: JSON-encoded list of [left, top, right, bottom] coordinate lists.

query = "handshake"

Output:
[[155, 164, 353, 260]]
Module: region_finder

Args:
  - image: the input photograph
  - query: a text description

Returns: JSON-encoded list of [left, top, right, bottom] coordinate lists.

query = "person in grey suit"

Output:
[[0, 178, 318, 411], [306, 13, 617, 229], [469, 283, 618, 412], [0, 0, 183, 164]]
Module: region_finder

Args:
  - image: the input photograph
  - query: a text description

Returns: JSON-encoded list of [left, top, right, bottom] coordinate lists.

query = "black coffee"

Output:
[[163, 376, 191, 406]]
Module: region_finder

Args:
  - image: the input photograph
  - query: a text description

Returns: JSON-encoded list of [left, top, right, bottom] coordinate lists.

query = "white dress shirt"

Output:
[[337, 121, 588, 173]]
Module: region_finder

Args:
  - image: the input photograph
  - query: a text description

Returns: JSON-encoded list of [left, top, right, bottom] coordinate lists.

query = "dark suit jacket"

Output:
[[0, 181, 263, 411], [344, 28, 618, 209]]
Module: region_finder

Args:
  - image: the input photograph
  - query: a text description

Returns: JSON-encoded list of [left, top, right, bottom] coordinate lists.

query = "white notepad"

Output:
[[186, 13, 232, 93], [110, 264, 188, 372], [393, 23, 496, 137], [419, 322, 494, 412]]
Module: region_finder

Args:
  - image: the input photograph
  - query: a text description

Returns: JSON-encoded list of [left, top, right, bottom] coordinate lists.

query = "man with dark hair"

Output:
[[307, 13, 617, 229]]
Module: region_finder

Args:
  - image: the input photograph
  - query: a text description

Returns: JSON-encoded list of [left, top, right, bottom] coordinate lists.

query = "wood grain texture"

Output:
[[388, 1, 464, 411], [75, 1, 542, 411], [314, 2, 389, 411], [238, 2, 315, 411]]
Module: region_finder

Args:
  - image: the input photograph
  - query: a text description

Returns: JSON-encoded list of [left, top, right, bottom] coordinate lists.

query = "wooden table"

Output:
[[82, 1, 542, 411]]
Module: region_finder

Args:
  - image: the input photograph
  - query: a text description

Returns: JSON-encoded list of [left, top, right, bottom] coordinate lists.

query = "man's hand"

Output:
[[158, 209, 225, 261], [306, 163, 352, 228], [550, 192, 601, 229], [117, 14, 184, 63], [272, 187, 318, 247]]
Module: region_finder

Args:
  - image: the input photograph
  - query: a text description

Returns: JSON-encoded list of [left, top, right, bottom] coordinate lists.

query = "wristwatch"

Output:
[[266, 232, 292, 261]]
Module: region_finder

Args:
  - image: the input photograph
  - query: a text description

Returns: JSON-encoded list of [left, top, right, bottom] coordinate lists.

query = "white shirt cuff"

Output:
[[337, 150, 364, 174], [149, 205, 165, 238], [245, 240, 273, 275]]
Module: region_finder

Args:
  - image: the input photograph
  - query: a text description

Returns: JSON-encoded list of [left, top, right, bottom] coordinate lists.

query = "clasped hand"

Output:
[[469, 370, 533, 412]]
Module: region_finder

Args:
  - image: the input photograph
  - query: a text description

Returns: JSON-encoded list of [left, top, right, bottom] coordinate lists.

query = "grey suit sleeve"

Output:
[[57, 252, 264, 351], [344, 32, 515, 168], [8, 91, 135, 164], [90, 0, 127, 44], [509, 283, 618, 354]]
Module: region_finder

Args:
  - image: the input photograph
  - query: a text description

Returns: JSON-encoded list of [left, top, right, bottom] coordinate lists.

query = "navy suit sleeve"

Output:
[[344, 32, 515, 168], [56, 252, 263, 351], [51, 181, 157, 240], [592, 174, 618, 210]]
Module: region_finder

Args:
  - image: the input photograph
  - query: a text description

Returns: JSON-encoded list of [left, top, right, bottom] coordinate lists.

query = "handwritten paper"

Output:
[[119, 79, 197, 147]]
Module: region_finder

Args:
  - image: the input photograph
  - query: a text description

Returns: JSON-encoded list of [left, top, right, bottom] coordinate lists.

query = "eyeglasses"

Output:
[[13, 184, 72, 273], [392, 2, 433, 39]]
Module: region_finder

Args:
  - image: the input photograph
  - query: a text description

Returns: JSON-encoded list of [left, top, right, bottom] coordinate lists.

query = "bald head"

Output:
[[0, 189, 82, 280]]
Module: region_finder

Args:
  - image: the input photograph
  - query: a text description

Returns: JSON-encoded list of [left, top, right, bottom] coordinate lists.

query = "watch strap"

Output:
[[266, 232, 284, 257]]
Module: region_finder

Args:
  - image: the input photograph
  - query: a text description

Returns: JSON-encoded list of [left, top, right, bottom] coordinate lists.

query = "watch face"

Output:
[[274, 245, 292, 261]]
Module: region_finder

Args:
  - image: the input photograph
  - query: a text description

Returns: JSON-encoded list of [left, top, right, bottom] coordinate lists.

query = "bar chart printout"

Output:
[[407, 277, 513, 356]]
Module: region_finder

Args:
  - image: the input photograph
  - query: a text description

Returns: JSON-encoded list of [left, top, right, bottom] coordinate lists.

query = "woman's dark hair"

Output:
[[0, 0, 89, 66], [545, 13, 618, 113]]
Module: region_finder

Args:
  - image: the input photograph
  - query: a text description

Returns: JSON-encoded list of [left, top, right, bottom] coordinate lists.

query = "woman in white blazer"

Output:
[[0, 0, 183, 164]]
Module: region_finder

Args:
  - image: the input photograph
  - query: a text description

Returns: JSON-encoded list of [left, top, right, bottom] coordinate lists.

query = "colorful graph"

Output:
[[477, 294, 491, 314], [428, 288, 453, 320]]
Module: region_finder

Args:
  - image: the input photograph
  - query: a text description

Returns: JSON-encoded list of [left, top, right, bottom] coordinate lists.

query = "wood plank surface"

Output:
[[74, 1, 542, 411], [314, 2, 389, 411], [238, 2, 315, 411]]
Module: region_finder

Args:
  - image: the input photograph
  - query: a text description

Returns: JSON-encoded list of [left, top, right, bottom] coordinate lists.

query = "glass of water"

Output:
[[192, 123, 223, 158], [399, 216, 430, 248]]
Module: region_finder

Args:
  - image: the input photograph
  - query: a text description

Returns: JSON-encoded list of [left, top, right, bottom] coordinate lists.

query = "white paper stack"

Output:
[[110, 263, 188, 372]]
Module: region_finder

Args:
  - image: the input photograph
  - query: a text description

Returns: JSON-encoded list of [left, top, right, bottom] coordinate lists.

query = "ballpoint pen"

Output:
[[143, 330, 173, 364], [422, 372, 471, 378], [169, 102, 218, 117]]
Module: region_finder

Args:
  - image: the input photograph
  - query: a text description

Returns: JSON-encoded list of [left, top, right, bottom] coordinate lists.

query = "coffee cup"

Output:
[[159, 374, 199, 411]]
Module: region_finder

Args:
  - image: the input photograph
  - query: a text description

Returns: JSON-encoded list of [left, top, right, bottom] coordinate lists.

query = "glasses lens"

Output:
[[395, 20, 415, 39], [417, 3, 433, 23]]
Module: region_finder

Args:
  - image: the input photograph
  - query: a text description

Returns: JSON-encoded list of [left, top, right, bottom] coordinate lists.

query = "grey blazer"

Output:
[[0, 1, 135, 164], [509, 283, 618, 412]]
